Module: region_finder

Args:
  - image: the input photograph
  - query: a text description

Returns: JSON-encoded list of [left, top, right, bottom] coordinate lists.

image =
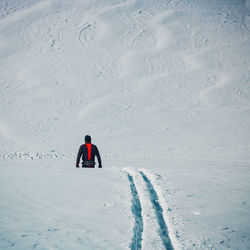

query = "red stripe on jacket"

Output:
[[86, 143, 92, 160]]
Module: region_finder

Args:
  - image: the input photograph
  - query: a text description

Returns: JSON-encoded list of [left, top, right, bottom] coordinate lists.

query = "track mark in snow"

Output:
[[78, 23, 94, 46], [32, 243, 39, 249], [127, 173, 143, 250], [140, 171, 174, 250]]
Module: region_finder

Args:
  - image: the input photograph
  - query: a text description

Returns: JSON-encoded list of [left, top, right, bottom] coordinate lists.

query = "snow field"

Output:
[[0, 0, 249, 158], [1, 0, 250, 249], [0, 160, 132, 250]]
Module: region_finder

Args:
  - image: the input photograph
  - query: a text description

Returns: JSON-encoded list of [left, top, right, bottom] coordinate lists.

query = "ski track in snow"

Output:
[[127, 173, 143, 250], [125, 168, 177, 250], [140, 171, 174, 250]]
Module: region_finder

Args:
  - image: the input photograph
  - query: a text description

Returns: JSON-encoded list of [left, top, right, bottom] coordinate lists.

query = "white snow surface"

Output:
[[0, 0, 250, 249]]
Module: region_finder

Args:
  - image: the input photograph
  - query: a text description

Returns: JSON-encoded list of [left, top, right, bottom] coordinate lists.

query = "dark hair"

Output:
[[85, 135, 91, 143]]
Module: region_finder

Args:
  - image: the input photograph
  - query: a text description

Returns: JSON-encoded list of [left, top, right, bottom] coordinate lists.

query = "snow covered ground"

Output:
[[1, 0, 250, 249]]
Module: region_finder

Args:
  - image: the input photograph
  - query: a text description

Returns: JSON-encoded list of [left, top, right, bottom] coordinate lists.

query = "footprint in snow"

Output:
[[48, 228, 58, 232]]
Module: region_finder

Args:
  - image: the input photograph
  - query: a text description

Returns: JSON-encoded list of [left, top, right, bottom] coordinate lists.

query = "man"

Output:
[[76, 135, 102, 168]]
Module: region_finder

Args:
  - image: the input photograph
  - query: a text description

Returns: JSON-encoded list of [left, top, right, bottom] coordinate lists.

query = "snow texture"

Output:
[[0, 0, 250, 249]]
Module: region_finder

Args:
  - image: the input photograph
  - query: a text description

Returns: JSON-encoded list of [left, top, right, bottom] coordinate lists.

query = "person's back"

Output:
[[76, 135, 102, 168]]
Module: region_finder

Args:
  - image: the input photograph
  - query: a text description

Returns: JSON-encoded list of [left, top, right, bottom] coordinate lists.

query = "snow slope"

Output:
[[0, 0, 250, 249]]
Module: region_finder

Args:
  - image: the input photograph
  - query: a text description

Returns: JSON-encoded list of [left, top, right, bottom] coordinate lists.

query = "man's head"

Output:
[[85, 135, 91, 143]]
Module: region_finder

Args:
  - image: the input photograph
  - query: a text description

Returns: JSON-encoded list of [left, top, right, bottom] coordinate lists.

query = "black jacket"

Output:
[[76, 144, 102, 167]]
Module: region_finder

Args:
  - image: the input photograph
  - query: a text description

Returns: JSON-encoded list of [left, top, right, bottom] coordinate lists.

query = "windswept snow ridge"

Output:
[[127, 173, 143, 250], [0, 151, 72, 160]]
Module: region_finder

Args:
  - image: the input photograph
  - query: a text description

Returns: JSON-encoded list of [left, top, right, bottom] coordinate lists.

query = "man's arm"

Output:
[[96, 147, 102, 168], [76, 145, 83, 167]]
